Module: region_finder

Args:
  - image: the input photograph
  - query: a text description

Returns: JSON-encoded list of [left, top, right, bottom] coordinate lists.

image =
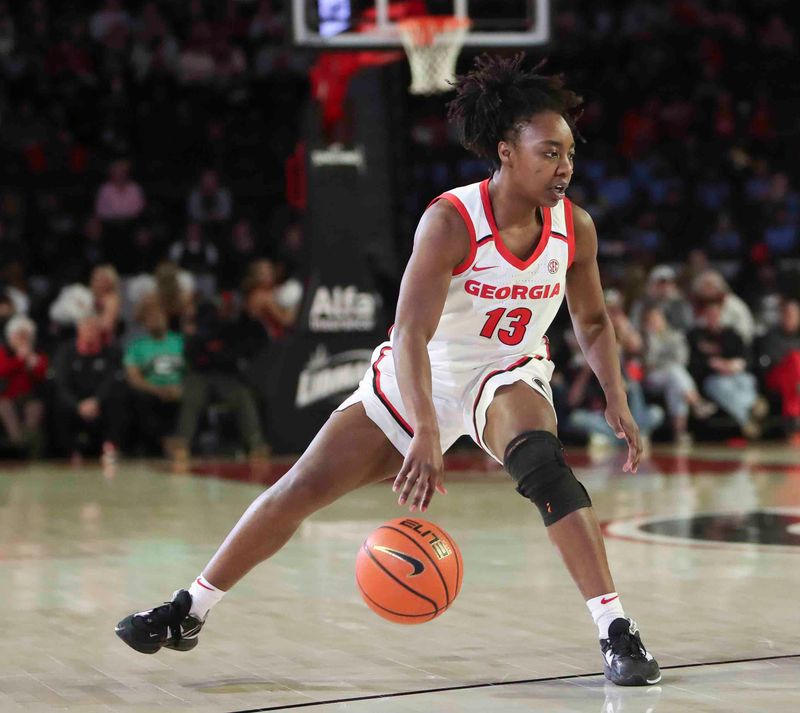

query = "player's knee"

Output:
[[278, 468, 338, 515], [502, 430, 591, 526]]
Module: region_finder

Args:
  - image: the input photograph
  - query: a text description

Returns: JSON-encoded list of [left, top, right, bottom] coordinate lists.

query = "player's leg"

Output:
[[116, 402, 403, 654], [203, 402, 402, 590], [482, 382, 614, 598], [482, 381, 660, 686]]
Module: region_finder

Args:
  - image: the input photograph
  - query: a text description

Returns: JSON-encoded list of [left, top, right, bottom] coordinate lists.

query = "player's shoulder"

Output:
[[410, 198, 472, 270], [564, 199, 598, 265], [416, 195, 472, 245], [566, 199, 595, 235]]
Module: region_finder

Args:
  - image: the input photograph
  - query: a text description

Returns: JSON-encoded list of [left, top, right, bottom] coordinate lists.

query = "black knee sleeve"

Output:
[[503, 430, 592, 526]]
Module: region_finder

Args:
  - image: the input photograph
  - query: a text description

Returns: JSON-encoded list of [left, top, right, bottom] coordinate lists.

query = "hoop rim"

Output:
[[397, 15, 471, 47]]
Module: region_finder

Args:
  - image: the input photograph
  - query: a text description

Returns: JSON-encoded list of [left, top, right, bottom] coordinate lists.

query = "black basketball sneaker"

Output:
[[115, 589, 204, 654], [600, 618, 661, 686]]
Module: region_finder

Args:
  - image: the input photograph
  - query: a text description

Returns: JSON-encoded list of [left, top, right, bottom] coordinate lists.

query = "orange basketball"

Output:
[[355, 517, 463, 624]]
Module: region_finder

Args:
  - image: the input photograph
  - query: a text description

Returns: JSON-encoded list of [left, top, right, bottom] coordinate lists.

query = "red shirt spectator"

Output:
[[0, 316, 48, 399]]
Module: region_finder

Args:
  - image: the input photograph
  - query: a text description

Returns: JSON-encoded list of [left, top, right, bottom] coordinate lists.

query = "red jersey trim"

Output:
[[428, 193, 477, 276], [471, 355, 533, 449], [480, 179, 552, 272], [372, 346, 414, 437], [563, 197, 576, 269]]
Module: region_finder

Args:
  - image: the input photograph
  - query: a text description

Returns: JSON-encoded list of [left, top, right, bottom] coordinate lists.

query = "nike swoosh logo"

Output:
[[373, 545, 425, 577], [601, 595, 620, 605], [473, 265, 497, 272]]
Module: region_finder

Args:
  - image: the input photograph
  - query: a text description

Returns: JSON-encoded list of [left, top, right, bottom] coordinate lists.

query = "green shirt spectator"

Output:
[[124, 332, 184, 387]]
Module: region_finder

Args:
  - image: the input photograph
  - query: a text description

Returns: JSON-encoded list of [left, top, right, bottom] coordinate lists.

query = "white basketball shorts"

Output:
[[336, 341, 556, 463]]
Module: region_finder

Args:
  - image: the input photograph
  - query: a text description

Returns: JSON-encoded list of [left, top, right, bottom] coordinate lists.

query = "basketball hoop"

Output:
[[397, 16, 470, 95]]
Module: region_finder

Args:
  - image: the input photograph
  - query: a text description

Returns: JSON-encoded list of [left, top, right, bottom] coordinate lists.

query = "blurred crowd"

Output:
[[412, 0, 798, 263], [1, 255, 302, 471], [550, 260, 800, 449], [0, 0, 797, 466]]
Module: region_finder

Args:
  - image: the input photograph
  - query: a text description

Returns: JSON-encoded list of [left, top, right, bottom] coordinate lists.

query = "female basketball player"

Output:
[[117, 54, 661, 686]]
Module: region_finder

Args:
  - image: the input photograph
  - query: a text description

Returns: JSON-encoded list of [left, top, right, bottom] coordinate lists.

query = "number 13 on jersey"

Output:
[[479, 307, 532, 346]]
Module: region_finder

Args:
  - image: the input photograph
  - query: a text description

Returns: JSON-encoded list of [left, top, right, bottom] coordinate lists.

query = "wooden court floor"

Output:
[[0, 444, 798, 712]]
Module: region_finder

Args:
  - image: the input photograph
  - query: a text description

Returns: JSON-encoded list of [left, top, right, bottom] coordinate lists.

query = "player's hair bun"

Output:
[[447, 53, 583, 165]]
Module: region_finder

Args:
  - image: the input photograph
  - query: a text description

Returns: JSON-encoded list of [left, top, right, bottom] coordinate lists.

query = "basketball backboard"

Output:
[[293, 0, 550, 48]]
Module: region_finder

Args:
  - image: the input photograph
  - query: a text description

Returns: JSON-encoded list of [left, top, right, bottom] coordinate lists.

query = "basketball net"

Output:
[[398, 16, 470, 95]]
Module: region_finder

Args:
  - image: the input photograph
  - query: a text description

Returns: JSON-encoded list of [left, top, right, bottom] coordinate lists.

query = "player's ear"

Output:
[[497, 140, 512, 167]]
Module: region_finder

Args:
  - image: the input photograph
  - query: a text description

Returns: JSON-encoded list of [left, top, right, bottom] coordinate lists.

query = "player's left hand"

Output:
[[605, 401, 642, 473], [392, 429, 446, 513]]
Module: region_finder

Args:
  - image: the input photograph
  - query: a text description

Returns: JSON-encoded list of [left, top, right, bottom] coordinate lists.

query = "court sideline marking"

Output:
[[227, 652, 800, 712]]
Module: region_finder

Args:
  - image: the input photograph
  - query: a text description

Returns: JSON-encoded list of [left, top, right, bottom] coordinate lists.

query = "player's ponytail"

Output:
[[447, 53, 583, 167]]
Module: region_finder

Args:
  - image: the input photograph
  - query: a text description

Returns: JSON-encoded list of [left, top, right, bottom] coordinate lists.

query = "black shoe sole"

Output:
[[115, 616, 200, 654], [164, 637, 199, 652], [603, 663, 662, 686]]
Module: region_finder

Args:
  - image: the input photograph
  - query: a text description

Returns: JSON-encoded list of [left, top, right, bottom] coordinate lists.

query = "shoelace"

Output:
[[156, 603, 187, 642], [138, 600, 185, 639], [610, 632, 647, 660]]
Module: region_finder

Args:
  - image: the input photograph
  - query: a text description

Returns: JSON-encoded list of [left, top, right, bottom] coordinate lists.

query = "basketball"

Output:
[[355, 517, 463, 624]]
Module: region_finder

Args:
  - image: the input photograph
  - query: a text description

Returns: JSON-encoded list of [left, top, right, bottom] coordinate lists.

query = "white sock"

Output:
[[188, 574, 226, 620], [586, 592, 625, 639]]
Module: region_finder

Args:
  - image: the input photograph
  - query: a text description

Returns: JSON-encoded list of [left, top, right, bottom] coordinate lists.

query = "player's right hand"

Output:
[[392, 429, 446, 513]]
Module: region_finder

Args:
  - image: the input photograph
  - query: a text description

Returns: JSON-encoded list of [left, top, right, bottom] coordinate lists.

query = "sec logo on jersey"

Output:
[[547, 259, 560, 274]]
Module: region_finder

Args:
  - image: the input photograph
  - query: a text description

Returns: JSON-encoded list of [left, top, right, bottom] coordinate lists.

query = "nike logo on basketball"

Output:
[[373, 545, 425, 577], [601, 595, 620, 605], [472, 265, 497, 272]]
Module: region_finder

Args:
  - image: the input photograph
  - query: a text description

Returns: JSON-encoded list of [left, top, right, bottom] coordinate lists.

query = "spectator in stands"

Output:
[[563, 328, 663, 449], [0, 292, 15, 335], [153, 262, 195, 329], [168, 222, 219, 275], [691, 269, 756, 346], [52, 315, 126, 469], [177, 20, 215, 84], [241, 258, 302, 339], [219, 218, 260, 289], [708, 213, 742, 257], [124, 296, 184, 455], [237, 281, 274, 365], [2, 260, 30, 315], [566, 292, 663, 448], [79, 216, 106, 275], [642, 305, 716, 444], [90, 264, 121, 342], [90, 0, 131, 42], [759, 298, 800, 443], [94, 159, 146, 221], [689, 301, 766, 439], [170, 297, 267, 472], [49, 282, 94, 333], [187, 169, 232, 224], [630, 264, 693, 332], [130, 2, 179, 82], [0, 315, 48, 455]]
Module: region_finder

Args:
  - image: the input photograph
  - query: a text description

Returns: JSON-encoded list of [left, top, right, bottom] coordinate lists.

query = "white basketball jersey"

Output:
[[393, 178, 575, 372]]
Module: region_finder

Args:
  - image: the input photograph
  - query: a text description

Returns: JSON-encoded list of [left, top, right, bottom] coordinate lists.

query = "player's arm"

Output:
[[391, 200, 471, 511], [565, 204, 642, 472]]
